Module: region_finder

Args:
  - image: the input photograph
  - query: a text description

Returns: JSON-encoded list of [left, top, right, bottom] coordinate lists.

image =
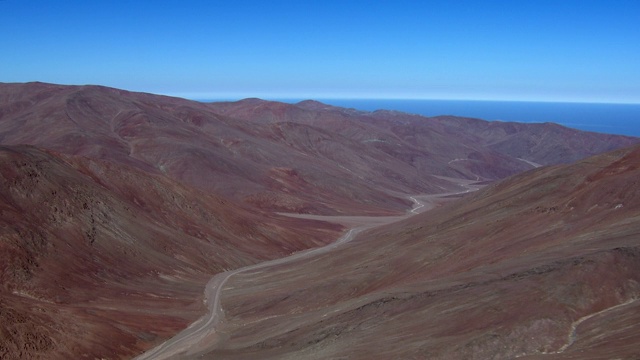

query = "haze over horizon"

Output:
[[1, 0, 639, 104]]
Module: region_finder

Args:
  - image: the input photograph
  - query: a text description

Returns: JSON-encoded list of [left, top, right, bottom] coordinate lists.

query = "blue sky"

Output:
[[1, 0, 639, 103]]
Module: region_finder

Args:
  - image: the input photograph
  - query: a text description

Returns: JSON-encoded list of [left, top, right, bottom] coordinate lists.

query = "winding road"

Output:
[[134, 185, 477, 359], [556, 298, 638, 354]]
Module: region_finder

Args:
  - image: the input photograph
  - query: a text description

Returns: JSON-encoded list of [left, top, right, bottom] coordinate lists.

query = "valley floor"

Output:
[[134, 184, 478, 359]]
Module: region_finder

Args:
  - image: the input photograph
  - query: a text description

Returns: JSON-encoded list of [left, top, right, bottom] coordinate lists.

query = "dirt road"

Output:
[[134, 186, 477, 359]]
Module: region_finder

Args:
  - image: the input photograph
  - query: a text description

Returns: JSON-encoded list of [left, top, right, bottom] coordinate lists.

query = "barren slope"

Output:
[[2, 82, 638, 359], [209, 98, 639, 178], [3, 82, 637, 215], [0, 145, 339, 359], [204, 145, 640, 359], [0, 83, 434, 215]]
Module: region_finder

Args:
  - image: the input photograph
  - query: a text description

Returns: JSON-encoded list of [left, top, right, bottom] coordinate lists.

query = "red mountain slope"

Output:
[[210, 97, 639, 173], [203, 145, 640, 359], [1, 82, 639, 359], [0, 145, 339, 359], [2, 82, 637, 215]]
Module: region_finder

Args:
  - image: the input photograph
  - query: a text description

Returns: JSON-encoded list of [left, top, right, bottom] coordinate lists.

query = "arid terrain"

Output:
[[205, 146, 640, 359], [0, 145, 340, 359], [2, 82, 636, 215], [1, 82, 639, 359]]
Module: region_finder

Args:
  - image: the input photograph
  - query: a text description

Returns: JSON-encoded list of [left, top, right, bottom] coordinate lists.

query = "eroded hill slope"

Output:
[[2, 82, 637, 215], [0, 145, 339, 359], [1, 82, 639, 359], [206, 145, 640, 359]]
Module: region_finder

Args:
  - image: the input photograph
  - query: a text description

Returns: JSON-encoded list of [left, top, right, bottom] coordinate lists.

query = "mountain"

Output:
[[202, 145, 640, 359], [0, 82, 638, 359], [208, 97, 636, 167], [0, 145, 338, 359], [2, 82, 637, 215]]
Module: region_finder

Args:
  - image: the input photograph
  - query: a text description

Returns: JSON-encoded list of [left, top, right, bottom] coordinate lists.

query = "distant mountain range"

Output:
[[0, 82, 638, 359], [1, 82, 636, 215]]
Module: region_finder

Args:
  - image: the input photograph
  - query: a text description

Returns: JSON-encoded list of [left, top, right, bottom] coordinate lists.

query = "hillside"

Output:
[[1, 82, 639, 359], [202, 145, 640, 359], [0, 145, 338, 359], [2, 82, 637, 215]]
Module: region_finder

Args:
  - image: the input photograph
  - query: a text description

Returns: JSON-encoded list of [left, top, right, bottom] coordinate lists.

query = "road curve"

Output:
[[134, 186, 477, 359]]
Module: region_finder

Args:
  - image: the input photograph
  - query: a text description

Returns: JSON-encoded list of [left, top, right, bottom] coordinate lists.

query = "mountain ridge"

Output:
[[1, 81, 639, 359], [4, 82, 637, 215]]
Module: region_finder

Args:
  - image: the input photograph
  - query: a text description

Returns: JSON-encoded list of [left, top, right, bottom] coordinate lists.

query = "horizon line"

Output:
[[184, 95, 640, 106], [5, 81, 639, 105]]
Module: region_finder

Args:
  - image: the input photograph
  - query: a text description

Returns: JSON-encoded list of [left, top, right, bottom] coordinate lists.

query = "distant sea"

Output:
[[200, 98, 640, 137]]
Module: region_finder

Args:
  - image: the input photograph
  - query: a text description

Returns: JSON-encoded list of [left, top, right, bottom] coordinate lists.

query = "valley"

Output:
[[135, 183, 479, 359], [191, 146, 640, 359], [1, 82, 639, 359]]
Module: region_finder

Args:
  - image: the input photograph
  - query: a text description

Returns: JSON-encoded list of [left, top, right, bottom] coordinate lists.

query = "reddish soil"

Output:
[[203, 145, 640, 359], [2, 82, 637, 215], [1, 82, 638, 359], [0, 145, 340, 359]]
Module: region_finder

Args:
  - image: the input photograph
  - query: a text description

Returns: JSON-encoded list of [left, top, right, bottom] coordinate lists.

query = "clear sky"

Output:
[[1, 0, 639, 103]]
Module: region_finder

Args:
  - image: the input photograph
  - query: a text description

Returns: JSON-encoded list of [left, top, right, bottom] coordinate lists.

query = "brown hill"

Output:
[[0, 145, 339, 359], [204, 145, 640, 359], [0, 83, 424, 215], [210, 97, 638, 172], [1, 82, 639, 359], [2, 82, 637, 215]]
